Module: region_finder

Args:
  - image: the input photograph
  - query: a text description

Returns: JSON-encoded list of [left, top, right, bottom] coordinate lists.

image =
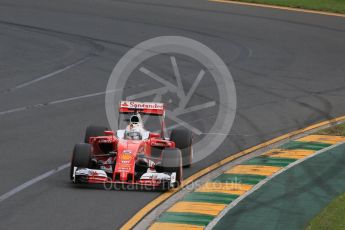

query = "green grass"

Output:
[[306, 122, 345, 229], [230, 0, 345, 14], [307, 193, 345, 229], [316, 122, 345, 136]]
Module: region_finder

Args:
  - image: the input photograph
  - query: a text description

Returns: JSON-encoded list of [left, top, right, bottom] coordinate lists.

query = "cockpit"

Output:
[[125, 130, 142, 140], [116, 114, 150, 140]]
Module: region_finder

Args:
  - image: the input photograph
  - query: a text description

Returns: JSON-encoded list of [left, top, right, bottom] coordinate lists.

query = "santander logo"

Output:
[[121, 101, 164, 110]]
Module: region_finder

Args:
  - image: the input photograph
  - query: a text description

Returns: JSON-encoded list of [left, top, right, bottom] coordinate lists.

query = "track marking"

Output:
[[225, 165, 281, 176], [49, 91, 106, 105], [149, 138, 343, 228], [121, 115, 345, 230], [0, 90, 121, 201], [263, 149, 315, 159], [3, 56, 92, 93], [0, 91, 106, 116], [297, 134, 345, 145], [196, 182, 253, 196], [0, 163, 69, 203], [205, 141, 345, 229], [167, 201, 227, 216], [149, 222, 204, 230], [209, 0, 345, 18]]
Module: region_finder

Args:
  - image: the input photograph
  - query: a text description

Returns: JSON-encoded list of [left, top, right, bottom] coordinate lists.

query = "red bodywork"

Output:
[[85, 133, 175, 186], [77, 101, 176, 188]]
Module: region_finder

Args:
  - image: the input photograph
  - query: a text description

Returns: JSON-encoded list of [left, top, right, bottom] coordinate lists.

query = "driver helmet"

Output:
[[125, 128, 142, 140], [130, 114, 140, 124]]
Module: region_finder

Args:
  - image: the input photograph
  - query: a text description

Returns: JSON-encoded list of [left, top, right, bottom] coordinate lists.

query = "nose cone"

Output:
[[115, 140, 143, 182]]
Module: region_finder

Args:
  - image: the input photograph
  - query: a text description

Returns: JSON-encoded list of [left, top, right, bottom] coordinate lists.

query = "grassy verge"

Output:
[[316, 122, 345, 136], [306, 122, 345, 229], [307, 193, 345, 229], [226, 0, 345, 14]]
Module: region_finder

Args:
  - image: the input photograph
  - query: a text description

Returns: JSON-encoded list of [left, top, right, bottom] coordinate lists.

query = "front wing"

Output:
[[72, 167, 177, 189]]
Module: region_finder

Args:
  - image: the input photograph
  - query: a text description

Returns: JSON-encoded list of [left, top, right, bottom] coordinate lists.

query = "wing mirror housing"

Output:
[[104, 130, 114, 136], [149, 133, 160, 138]]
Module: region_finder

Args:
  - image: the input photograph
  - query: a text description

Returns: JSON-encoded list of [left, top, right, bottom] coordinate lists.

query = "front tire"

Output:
[[170, 127, 193, 167], [158, 148, 183, 188], [70, 143, 92, 180]]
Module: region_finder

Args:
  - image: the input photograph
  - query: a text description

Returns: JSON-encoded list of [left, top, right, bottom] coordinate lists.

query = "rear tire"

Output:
[[84, 125, 108, 143], [158, 148, 182, 188], [170, 127, 193, 167], [70, 143, 92, 180]]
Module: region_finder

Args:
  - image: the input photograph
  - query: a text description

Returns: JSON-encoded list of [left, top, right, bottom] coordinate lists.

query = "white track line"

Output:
[[0, 55, 92, 94], [0, 163, 69, 203], [0, 91, 105, 116], [49, 91, 105, 104], [9, 56, 92, 91], [0, 89, 121, 201], [205, 141, 345, 229]]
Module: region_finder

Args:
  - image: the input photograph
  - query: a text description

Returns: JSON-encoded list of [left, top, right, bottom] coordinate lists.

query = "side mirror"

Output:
[[149, 133, 160, 138], [104, 130, 114, 136]]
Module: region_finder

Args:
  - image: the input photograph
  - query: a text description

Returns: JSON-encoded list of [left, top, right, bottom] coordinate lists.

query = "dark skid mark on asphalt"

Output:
[[111, 0, 345, 34], [0, 20, 131, 49], [0, 2, 257, 66], [233, 60, 336, 125], [0, 17, 253, 64]]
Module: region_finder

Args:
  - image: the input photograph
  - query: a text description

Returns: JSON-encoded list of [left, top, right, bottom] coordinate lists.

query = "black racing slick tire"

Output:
[[159, 148, 182, 188], [170, 127, 193, 168], [84, 125, 108, 143], [70, 143, 92, 180]]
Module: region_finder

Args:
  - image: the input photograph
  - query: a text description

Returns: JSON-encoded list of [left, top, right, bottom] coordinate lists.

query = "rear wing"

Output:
[[119, 101, 165, 116]]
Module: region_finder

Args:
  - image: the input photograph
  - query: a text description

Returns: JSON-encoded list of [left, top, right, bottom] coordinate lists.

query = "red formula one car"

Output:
[[70, 101, 193, 190]]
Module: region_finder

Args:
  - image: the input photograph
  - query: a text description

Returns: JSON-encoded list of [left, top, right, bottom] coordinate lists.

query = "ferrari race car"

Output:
[[70, 101, 193, 190]]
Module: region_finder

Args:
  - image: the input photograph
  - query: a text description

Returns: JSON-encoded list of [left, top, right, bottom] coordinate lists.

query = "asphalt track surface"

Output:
[[0, 0, 345, 229]]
